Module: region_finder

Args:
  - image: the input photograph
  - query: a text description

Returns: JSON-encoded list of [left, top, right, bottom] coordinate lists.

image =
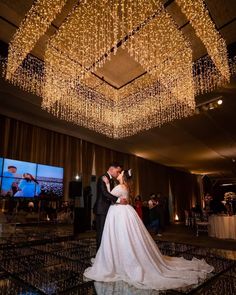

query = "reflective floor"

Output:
[[0, 228, 235, 294]]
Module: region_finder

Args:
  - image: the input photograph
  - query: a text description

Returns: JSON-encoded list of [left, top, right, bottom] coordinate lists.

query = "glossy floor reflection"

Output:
[[0, 231, 235, 294]]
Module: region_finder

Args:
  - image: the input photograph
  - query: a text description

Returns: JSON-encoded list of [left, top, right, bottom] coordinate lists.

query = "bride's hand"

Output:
[[102, 176, 109, 184]]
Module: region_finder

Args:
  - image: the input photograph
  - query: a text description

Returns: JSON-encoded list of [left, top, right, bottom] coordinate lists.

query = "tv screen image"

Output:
[[38, 181, 63, 198], [36, 164, 64, 198], [0, 157, 3, 175], [0, 158, 64, 198], [0, 157, 2, 190], [37, 164, 63, 183], [3, 158, 37, 179], [1, 158, 37, 197]]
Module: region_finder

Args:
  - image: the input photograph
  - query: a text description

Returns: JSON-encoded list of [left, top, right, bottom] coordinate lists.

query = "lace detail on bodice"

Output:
[[111, 184, 129, 201]]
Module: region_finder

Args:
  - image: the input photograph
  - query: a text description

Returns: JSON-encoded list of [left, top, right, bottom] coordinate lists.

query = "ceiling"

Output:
[[0, 0, 236, 184]]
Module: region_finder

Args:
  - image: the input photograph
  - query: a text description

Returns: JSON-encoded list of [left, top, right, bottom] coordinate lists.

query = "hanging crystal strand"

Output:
[[98, 1, 103, 69], [124, 0, 132, 51], [106, 4, 112, 61], [113, 0, 119, 55], [120, 0, 125, 44]]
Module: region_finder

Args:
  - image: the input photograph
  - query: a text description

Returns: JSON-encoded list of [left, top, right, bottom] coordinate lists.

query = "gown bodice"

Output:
[[111, 184, 129, 201]]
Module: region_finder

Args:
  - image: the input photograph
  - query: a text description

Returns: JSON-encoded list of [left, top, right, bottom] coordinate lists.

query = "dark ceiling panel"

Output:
[[205, 0, 236, 29]]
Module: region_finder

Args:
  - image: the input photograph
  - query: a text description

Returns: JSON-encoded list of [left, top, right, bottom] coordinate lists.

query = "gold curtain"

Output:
[[0, 116, 82, 199], [82, 141, 94, 187], [0, 114, 200, 215], [137, 157, 169, 199], [168, 169, 200, 220]]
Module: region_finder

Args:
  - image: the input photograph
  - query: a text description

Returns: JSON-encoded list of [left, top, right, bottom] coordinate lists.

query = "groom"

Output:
[[93, 162, 126, 250]]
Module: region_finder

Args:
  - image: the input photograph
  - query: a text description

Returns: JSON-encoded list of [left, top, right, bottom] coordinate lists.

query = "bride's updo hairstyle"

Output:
[[122, 169, 134, 204]]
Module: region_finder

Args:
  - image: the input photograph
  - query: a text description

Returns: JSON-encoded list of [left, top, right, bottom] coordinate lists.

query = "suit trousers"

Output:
[[96, 214, 107, 251]]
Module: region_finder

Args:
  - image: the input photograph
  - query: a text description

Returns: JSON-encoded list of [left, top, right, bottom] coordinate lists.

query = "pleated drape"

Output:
[[0, 114, 200, 219], [168, 169, 200, 220]]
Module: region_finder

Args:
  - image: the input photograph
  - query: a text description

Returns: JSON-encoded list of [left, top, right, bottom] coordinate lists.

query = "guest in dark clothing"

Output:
[[156, 192, 169, 230], [191, 203, 203, 218], [210, 198, 227, 214], [232, 199, 236, 214], [142, 200, 150, 227], [147, 200, 162, 236], [134, 195, 143, 220]]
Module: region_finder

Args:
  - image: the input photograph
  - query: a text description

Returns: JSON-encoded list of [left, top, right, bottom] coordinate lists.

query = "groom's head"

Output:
[[107, 162, 122, 178]]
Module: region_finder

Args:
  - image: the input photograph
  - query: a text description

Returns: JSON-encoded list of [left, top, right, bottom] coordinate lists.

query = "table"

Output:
[[209, 215, 236, 239]]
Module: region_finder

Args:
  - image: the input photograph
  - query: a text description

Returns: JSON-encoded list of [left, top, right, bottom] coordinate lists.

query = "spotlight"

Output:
[[195, 96, 223, 114], [75, 174, 80, 180]]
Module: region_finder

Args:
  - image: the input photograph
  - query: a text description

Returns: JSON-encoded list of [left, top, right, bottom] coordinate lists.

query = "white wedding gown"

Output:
[[84, 184, 213, 291]]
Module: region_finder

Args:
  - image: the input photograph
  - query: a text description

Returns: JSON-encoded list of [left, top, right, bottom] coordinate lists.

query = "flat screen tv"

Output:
[[0, 157, 3, 192], [0, 157, 63, 198], [0, 157, 3, 174], [36, 164, 63, 198]]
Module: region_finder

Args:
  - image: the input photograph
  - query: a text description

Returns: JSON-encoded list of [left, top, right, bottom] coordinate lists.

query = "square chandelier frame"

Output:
[[4, 0, 231, 138]]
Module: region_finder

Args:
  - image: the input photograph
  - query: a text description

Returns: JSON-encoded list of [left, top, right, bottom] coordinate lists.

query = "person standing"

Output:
[[148, 199, 162, 237], [84, 170, 213, 291], [93, 162, 126, 250], [134, 195, 143, 220]]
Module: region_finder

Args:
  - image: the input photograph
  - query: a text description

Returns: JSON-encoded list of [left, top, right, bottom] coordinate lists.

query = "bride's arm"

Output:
[[102, 176, 110, 192], [102, 178, 127, 205]]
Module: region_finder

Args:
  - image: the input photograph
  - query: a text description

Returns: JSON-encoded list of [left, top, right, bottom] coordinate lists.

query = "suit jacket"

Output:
[[93, 173, 118, 215]]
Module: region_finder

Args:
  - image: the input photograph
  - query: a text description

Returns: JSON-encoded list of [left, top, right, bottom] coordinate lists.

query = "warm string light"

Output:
[[126, 2, 194, 115], [41, 0, 195, 137], [1, 54, 236, 138], [46, 0, 158, 79], [6, 0, 66, 80], [3, 0, 233, 138], [176, 0, 230, 81]]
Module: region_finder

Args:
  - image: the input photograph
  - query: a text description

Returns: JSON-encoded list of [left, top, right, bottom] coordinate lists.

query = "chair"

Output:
[[184, 210, 191, 226], [193, 210, 209, 236], [195, 220, 209, 237]]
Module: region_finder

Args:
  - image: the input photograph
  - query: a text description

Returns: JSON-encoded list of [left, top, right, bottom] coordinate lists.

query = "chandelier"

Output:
[[4, 0, 231, 138]]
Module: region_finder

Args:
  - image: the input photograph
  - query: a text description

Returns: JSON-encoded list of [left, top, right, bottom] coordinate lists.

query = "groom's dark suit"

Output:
[[93, 173, 118, 250]]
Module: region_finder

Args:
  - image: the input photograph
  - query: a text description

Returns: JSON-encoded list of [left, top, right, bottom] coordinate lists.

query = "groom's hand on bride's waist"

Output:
[[119, 198, 128, 205]]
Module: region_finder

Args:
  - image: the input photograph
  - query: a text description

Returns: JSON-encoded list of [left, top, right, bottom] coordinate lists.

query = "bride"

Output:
[[84, 170, 213, 291]]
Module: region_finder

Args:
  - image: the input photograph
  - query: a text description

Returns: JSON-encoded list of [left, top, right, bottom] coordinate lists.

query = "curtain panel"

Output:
[[0, 114, 200, 218]]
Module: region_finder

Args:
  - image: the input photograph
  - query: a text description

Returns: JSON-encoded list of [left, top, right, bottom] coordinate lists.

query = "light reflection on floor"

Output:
[[0, 226, 235, 294]]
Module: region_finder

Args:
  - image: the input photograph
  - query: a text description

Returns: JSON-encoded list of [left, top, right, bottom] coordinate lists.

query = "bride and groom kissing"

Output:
[[93, 162, 128, 250], [84, 163, 213, 291]]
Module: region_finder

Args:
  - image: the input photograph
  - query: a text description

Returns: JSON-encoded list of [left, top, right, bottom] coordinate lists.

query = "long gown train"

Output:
[[84, 185, 213, 290]]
